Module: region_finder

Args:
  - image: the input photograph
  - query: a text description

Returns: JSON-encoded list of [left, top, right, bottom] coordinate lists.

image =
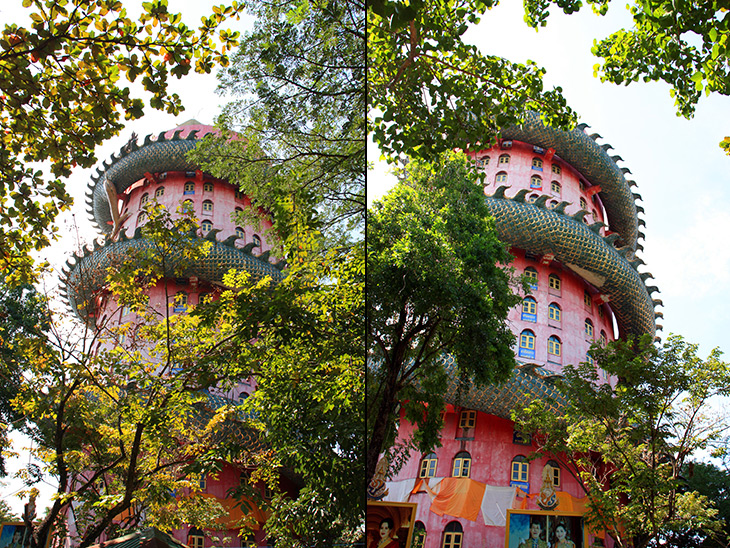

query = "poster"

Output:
[[506, 511, 584, 548], [0, 524, 31, 548], [366, 501, 417, 548]]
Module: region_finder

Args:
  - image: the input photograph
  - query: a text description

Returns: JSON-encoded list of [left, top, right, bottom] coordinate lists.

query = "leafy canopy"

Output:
[[367, 152, 521, 482], [0, 0, 244, 284], [514, 334, 730, 548]]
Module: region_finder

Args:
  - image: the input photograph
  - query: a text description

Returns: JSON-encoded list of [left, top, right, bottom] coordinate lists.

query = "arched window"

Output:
[[550, 181, 561, 196], [155, 186, 165, 198], [238, 391, 249, 404], [584, 291, 592, 310], [551, 164, 561, 175], [173, 291, 187, 313], [549, 200, 558, 207], [498, 153, 510, 164], [184, 181, 195, 195], [511, 455, 529, 482], [521, 297, 537, 322], [140, 193, 149, 206], [204, 181, 214, 192], [524, 267, 538, 289], [495, 171, 508, 184], [202, 200, 213, 214], [528, 193, 539, 203], [600, 330, 607, 346], [585, 318, 594, 339], [530, 175, 542, 189], [235, 227, 245, 240], [253, 234, 261, 248], [235, 190, 245, 201], [187, 529, 204, 548], [548, 335, 561, 358], [201, 220, 213, 233], [419, 453, 438, 478], [137, 211, 147, 226], [475, 156, 489, 168], [532, 157, 543, 171], [548, 273, 561, 293], [546, 460, 561, 488], [580, 197, 588, 210], [519, 330, 536, 359], [459, 410, 476, 429], [442, 522, 463, 548], [413, 522, 427, 548], [548, 303, 561, 323], [452, 451, 471, 477], [182, 199, 194, 214]]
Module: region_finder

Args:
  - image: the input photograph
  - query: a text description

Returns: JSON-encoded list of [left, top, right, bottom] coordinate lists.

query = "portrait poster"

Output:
[[366, 501, 418, 548], [506, 510, 585, 548], [0, 524, 31, 548]]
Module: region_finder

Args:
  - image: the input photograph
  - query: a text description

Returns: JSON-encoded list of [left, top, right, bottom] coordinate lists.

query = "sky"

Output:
[[1, 0, 255, 518], [369, 1, 730, 360]]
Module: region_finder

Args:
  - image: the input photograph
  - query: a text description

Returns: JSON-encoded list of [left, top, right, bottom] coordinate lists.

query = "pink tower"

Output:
[[61, 121, 296, 547], [378, 114, 660, 548]]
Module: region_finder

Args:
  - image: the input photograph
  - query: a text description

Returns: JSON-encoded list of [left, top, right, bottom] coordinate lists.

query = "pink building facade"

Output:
[[380, 115, 660, 548], [62, 121, 294, 547]]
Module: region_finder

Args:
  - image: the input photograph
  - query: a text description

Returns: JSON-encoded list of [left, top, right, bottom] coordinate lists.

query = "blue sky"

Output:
[[368, 1, 730, 360]]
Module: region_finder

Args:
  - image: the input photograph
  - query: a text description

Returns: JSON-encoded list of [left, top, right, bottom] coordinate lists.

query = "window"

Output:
[[173, 291, 187, 313], [498, 153, 510, 164], [235, 190, 244, 200], [530, 175, 542, 189], [476, 156, 489, 168], [155, 186, 164, 198], [188, 530, 204, 548], [202, 200, 213, 214], [548, 335, 561, 357], [547, 460, 561, 488], [140, 193, 149, 206], [235, 227, 245, 240], [524, 267, 538, 289], [585, 318, 594, 339], [182, 199, 194, 213], [600, 330, 607, 346], [419, 453, 438, 478], [413, 522, 427, 548], [240, 537, 256, 548], [459, 410, 476, 429], [452, 451, 471, 477], [532, 157, 543, 171], [184, 181, 195, 195], [548, 303, 561, 323], [201, 220, 213, 233], [442, 522, 463, 548], [137, 211, 146, 226], [584, 291, 592, 310], [204, 182, 214, 192], [495, 171, 508, 184], [550, 181, 561, 196], [533, 146, 545, 154], [548, 273, 561, 292], [239, 391, 249, 404], [598, 304, 604, 319], [528, 193, 538, 203], [579, 197, 588, 211], [253, 234, 261, 248], [519, 330, 535, 359], [199, 476, 207, 491], [521, 297, 537, 322], [551, 164, 561, 175], [579, 181, 585, 192], [511, 455, 529, 482]]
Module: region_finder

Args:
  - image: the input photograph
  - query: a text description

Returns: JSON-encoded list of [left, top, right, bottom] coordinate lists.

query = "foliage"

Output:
[[367, 0, 576, 164], [0, 0, 245, 284], [190, 0, 365, 252], [11, 204, 252, 548], [0, 495, 18, 522], [0, 280, 49, 476], [514, 334, 730, 548], [367, 152, 521, 483]]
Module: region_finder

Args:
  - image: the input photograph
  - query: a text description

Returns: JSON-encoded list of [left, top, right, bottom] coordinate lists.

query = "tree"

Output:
[[12, 204, 252, 548], [190, 0, 365, 251], [187, 1, 366, 542], [366, 152, 522, 484], [367, 0, 577, 164], [0, 0, 245, 284], [0, 280, 49, 476], [679, 462, 730, 547], [514, 334, 730, 548]]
